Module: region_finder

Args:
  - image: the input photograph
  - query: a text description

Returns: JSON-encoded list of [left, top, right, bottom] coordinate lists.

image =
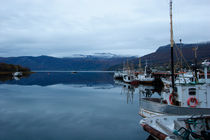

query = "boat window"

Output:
[[189, 88, 196, 95], [128, 77, 130, 80]]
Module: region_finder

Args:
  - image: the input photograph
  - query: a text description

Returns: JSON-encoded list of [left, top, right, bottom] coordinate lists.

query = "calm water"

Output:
[[0, 72, 150, 140]]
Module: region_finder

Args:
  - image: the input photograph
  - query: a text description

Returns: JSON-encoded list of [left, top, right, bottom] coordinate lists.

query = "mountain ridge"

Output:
[[0, 42, 209, 71], [0, 54, 134, 71]]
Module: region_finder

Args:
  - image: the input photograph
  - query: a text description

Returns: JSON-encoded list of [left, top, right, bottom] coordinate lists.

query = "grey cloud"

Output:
[[0, 0, 209, 57]]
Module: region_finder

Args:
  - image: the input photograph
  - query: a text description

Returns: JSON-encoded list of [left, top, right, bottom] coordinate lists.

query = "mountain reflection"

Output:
[[0, 72, 114, 87]]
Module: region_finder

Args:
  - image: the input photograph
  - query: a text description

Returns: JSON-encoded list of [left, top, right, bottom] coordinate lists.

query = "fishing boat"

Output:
[[140, 115, 210, 140], [113, 60, 136, 83], [121, 60, 136, 83], [175, 71, 194, 84], [12, 71, 22, 77], [131, 61, 155, 85], [113, 70, 124, 80], [137, 62, 154, 84], [123, 73, 135, 83], [162, 70, 210, 88], [139, 0, 210, 117], [139, 60, 210, 121], [114, 70, 135, 83], [139, 0, 210, 139], [12, 72, 22, 80], [139, 77, 210, 117]]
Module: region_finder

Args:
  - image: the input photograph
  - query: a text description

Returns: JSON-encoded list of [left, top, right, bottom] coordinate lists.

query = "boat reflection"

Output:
[[114, 79, 162, 104], [0, 72, 114, 87], [0, 73, 31, 82], [114, 79, 135, 104], [139, 85, 155, 98], [122, 83, 135, 104]]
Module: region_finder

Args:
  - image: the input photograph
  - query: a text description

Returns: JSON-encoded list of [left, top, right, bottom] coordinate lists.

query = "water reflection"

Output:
[[0, 73, 31, 82], [122, 84, 135, 104], [0, 72, 114, 86], [114, 79, 163, 105], [0, 72, 149, 140], [139, 85, 154, 98]]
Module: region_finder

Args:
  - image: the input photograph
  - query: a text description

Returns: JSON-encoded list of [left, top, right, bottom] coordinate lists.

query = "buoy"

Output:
[[187, 97, 198, 107]]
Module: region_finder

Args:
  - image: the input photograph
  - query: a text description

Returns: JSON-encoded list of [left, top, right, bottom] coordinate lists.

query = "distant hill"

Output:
[[141, 42, 210, 65], [108, 42, 210, 70], [0, 63, 31, 80], [0, 42, 209, 71], [0, 54, 135, 71], [0, 63, 30, 72]]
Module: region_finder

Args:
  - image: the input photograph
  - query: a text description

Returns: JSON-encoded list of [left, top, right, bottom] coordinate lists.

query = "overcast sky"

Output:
[[0, 0, 209, 57]]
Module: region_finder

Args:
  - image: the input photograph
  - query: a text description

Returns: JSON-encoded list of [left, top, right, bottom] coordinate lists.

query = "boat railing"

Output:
[[140, 98, 210, 115]]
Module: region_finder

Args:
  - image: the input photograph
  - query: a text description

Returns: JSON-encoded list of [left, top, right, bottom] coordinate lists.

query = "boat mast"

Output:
[[170, 0, 175, 91], [193, 47, 198, 82], [179, 39, 183, 72], [139, 57, 142, 72], [144, 60, 148, 75], [126, 59, 130, 74]]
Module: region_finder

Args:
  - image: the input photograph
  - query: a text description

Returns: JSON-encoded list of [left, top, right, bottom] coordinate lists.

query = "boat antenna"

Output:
[[193, 46, 198, 82], [139, 57, 142, 72], [126, 59, 130, 74], [179, 39, 183, 72], [144, 60, 148, 75], [170, 0, 175, 92]]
